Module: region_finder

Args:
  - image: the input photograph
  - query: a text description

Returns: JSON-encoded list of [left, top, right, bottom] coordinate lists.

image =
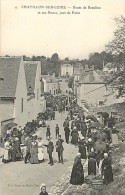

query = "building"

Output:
[[0, 57, 42, 137], [73, 62, 84, 75], [61, 63, 74, 76], [42, 75, 59, 95], [103, 62, 117, 74], [77, 69, 107, 108], [0, 57, 28, 137], [24, 61, 41, 121]]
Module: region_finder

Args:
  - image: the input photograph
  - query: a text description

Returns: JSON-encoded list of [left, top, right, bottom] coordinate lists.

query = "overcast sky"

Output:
[[1, 0, 125, 59]]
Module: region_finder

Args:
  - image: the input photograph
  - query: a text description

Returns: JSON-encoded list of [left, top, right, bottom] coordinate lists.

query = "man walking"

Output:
[[56, 135, 64, 164], [44, 137, 54, 166], [64, 126, 70, 144]]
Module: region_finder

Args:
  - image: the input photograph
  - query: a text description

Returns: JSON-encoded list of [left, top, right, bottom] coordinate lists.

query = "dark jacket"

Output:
[[45, 141, 54, 154], [56, 139, 64, 152]]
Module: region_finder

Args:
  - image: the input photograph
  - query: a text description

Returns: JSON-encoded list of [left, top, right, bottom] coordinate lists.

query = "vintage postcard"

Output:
[[0, 0, 125, 195]]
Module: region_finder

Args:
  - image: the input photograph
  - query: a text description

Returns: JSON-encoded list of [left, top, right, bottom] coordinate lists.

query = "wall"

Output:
[[61, 64, 73, 76], [14, 58, 28, 127], [77, 83, 106, 107], [0, 99, 14, 136], [33, 62, 41, 118]]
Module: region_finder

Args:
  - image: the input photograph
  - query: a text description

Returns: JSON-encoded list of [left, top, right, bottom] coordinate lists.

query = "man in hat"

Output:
[[55, 135, 64, 164], [44, 137, 54, 166]]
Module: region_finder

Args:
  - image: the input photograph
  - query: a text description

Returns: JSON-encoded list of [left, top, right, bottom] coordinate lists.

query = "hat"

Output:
[[40, 183, 46, 189], [47, 136, 51, 140], [81, 136, 85, 140], [76, 153, 81, 157], [88, 138, 92, 142], [104, 153, 108, 158], [73, 127, 77, 130]]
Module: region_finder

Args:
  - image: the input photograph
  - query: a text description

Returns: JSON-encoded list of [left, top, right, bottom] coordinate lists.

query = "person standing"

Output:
[[3, 138, 11, 163], [64, 126, 70, 144], [55, 124, 60, 139], [101, 153, 113, 184], [78, 137, 87, 162], [70, 153, 84, 185], [38, 137, 44, 163], [88, 148, 96, 175], [30, 135, 39, 164], [24, 135, 32, 164], [46, 125, 51, 139], [63, 119, 69, 129], [71, 127, 79, 145], [56, 135, 64, 164], [44, 137, 54, 166]]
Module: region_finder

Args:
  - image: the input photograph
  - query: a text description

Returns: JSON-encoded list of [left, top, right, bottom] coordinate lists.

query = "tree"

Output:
[[106, 16, 125, 67], [51, 53, 59, 62]]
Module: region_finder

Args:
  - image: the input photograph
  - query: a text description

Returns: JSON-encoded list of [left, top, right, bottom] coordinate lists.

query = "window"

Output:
[[21, 98, 23, 113]]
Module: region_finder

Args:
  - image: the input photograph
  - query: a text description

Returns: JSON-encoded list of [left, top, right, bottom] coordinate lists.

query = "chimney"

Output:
[[89, 70, 94, 82]]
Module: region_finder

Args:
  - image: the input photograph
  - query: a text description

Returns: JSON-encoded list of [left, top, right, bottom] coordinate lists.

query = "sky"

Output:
[[0, 0, 125, 60]]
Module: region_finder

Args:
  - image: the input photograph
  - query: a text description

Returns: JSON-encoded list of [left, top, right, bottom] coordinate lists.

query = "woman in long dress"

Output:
[[38, 137, 44, 163], [70, 153, 84, 185], [3, 139, 11, 163], [88, 148, 96, 175], [71, 127, 79, 145], [101, 153, 113, 184], [30, 136, 38, 164]]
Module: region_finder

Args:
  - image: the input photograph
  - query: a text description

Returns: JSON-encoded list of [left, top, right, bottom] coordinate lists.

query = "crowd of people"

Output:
[[2, 99, 119, 190]]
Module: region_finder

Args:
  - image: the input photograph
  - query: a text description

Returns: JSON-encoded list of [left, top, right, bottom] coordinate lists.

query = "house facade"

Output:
[[42, 75, 59, 95], [24, 61, 41, 121], [77, 70, 107, 108], [0, 57, 28, 137], [0, 57, 42, 137], [61, 64, 74, 76]]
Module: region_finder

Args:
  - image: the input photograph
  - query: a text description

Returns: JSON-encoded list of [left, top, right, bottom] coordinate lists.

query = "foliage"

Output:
[[106, 16, 125, 66]]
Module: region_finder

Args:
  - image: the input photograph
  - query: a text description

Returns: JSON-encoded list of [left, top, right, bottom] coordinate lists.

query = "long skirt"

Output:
[[88, 158, 96, 175], [71, 134, 78, 145], [38, 148, 44, 161], [103, 167, 113, 184], [4, 149, 11, 160], [70, 164, 84, 185], [30, 153, 38, 164]]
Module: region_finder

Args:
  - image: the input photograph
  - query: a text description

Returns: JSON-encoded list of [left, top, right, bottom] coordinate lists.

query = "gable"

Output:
[[0, 57, 21, 98]]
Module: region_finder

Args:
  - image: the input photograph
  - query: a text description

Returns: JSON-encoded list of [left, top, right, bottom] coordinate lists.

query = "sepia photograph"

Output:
[[0, 0, 125, 194]]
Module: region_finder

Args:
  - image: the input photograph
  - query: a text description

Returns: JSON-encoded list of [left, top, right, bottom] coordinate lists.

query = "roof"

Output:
[[42, 75, 58, 83], [79, 70, 106, 84], [24, 61, 38, 94], [0, 57, 21, 98]]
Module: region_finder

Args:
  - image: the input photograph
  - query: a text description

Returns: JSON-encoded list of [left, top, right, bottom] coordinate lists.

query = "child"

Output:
[[39, 183, 48, 195], [46, 125, 51, 139], [55, 124, 59, 139]]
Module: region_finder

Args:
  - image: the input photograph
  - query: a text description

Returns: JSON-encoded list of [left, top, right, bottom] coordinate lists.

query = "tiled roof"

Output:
[[24, 62, 38, 94], [79, 70, 105, 84], [0, 57, 21, 98]]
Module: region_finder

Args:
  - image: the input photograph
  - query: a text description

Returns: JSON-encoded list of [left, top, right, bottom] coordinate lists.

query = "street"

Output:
[[0, 111, 78, 195]]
